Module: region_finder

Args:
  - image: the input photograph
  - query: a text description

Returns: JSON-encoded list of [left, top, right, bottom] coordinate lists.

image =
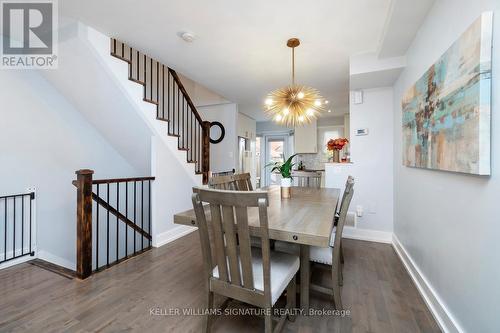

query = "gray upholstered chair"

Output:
[[192, 188, 298, 333]]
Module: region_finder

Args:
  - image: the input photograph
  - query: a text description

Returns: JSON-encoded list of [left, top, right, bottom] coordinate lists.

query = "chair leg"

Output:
[[286, 276, 297, 322], [331, 267, 343, 310], [264, 308, 273, 333], [204, 291, 214, 333]]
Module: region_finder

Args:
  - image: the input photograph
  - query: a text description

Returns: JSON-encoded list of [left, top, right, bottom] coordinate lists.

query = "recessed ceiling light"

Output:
[[180, 32, 196, 42]]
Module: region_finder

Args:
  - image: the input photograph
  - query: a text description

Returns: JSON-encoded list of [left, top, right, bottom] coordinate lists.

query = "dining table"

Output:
[[173, 185, 340, 311]]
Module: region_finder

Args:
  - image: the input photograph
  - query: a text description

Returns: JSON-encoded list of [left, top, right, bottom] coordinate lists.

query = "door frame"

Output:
[[262, 133, 292, 187]]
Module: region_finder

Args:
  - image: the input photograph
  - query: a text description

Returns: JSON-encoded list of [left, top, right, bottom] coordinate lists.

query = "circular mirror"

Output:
[[209, 121, 225, 144]]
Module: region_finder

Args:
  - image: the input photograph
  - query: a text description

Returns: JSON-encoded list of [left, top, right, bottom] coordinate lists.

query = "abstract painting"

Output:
[[402, 12, 493, 175]]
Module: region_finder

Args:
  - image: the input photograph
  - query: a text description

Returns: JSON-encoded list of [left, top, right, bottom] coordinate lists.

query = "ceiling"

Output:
[[60, 0, 429, 121]]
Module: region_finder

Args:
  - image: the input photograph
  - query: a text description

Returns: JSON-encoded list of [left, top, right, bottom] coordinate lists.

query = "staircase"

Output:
[[110, 38, 210, 184]]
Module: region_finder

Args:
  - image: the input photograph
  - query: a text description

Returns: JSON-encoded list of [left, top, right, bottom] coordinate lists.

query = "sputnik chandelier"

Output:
[[264, 38, 328, 127]]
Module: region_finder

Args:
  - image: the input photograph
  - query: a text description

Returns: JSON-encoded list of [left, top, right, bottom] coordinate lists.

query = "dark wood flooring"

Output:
[[0, 232, 440, 332]]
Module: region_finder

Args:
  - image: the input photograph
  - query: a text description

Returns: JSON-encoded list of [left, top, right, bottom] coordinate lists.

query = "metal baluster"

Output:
[[173, 79, 176, 135], [182, 96, 185, 149], [161, 65, 165, 119], [136, 50, 139, 80], [168, 71, 171, 132], [13, 197, 15, 258], [116, 182, 119, 262], [21, 195, 24, 255], [134, 181, 137, 254], [96, 184, 99, 269], [29, 194, 32, 255], [148, 180, 152, 247], [141, 181, 144, 250], [4, 199, 7, 261], [106, 181, 110, 266], [177, 86, 180, 138], [125, 182, 128, 258]]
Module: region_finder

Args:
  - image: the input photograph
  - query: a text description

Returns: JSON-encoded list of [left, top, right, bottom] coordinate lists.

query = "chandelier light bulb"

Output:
[[265, 98, 273, 106], [297, 92, 305, 99], [307, 109, 314, 116], [298, 115, 304, 122], [314, 100, 322, 106], [283, 108, 290, 115], [275, 114, 283, 121], [325, 100, 329, 104], [328, 109, 332, 113]]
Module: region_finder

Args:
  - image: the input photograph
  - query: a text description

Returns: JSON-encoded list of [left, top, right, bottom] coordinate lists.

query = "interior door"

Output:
[[264, 135, 289, 186]]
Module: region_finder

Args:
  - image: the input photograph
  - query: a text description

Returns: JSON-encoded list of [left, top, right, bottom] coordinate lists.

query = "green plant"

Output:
[[265, 154, 298, 179]]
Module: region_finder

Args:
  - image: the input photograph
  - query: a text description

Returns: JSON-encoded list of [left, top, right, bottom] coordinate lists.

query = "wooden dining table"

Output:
[[173, 186, 340, 311]]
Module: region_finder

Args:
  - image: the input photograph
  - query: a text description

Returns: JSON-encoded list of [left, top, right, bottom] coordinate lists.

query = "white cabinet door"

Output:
[[294, 120, 317, 153]]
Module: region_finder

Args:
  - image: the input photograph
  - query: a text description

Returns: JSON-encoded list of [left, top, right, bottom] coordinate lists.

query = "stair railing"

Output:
[[73, 169, 155, 279], [110, 39, 210, 184], [0, 192, 35, 266]]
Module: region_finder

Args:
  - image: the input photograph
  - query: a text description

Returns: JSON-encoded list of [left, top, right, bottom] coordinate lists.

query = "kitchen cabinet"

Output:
[[294, 119, 317, 153]]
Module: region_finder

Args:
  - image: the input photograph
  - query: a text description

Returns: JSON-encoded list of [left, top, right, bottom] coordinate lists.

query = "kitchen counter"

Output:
[[324, 162, 354, 189]]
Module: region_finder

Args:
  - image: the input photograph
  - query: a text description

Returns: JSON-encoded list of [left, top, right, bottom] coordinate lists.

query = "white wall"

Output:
[[151, 136, 197, 247], [393, 1, 500, 331], [198, 103, 238, 173], [0, 70, 141, 269], [349, 87, 394, 234]]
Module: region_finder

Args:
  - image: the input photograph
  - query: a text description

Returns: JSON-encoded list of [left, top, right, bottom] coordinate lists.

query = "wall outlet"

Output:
[[356, 205, 363, 217]]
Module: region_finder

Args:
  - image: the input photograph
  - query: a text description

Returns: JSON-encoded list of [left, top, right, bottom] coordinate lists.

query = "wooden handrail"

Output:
[[168, 68, 203, 124], [92, 176, 155, 184], [110, 38, 211, 184]]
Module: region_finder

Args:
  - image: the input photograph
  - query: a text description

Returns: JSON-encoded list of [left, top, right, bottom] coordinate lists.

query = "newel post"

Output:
[[201, 121, 211, 185], [75, 169, 94, 279]]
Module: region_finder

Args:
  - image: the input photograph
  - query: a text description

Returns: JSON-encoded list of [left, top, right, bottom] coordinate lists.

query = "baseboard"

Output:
[[154, 225, 197, 248], [392, 235, 462, 333], [37, 250, 76, 271], [342, 226, 392, 244], [0, 253, 36, 270]]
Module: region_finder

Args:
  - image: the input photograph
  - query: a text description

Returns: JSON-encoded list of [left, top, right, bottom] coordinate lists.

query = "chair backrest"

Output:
[[292, 171, 322, 188], [191, 187, 272, 307], [208, 174, 237, 190], [211, 169, 235, 177], [337, 175, 354, 214], [232, 172, 253, 191], [331, 178, 354, 264]]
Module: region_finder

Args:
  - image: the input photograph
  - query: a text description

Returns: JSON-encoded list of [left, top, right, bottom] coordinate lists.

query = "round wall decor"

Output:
[[209, 121, 225, 144]]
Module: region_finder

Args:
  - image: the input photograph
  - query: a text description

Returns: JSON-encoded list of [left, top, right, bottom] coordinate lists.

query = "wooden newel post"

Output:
[[75, 169, 94, 279], [201, 121, 211, 185]]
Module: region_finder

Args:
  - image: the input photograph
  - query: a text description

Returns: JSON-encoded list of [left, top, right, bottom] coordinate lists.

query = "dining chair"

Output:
[[308, 178, 354, 309], [232, 172, 254, 191], [335, 175, 354, 267], [208, 174, 237, 190], [192, 188, 299, 333], [292, 171, 322, 188], [274, 178, 354, 309]]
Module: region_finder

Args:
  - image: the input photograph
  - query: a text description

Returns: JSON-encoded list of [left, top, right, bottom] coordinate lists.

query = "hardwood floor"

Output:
[[0, 232, 440, 333]]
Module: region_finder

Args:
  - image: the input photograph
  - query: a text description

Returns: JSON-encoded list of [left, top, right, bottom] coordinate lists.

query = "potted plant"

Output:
[[326, 138, 349, 163], [266, 153, 298, 198]]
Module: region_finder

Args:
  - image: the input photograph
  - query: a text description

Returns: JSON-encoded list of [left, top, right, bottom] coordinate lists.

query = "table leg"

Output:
[[300, 244, 310, 313]]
